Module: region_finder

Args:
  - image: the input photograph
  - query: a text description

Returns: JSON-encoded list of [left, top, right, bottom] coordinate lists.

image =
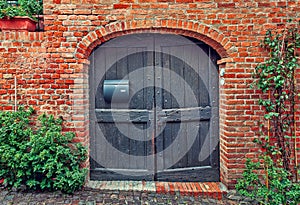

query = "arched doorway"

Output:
[[89, 33, 220, 182]]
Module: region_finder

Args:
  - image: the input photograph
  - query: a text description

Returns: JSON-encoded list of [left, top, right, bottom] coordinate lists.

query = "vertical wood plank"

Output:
[[161, 48, 172, 171], [208, 47, 220, 167]]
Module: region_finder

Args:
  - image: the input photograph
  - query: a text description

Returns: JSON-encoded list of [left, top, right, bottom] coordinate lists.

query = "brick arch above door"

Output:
[[75, 19, 232, 61]]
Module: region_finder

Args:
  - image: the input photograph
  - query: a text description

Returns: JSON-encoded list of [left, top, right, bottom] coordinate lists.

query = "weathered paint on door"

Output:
[[89, 34, 220, 181]]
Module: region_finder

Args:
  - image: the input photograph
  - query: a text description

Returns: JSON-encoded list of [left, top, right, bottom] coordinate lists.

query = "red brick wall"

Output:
[[0, 32, 46, 111], [0, 0, 300, 188]]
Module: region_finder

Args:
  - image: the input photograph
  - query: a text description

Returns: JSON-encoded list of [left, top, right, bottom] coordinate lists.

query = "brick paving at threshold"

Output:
[[0, 181, 245, 205]]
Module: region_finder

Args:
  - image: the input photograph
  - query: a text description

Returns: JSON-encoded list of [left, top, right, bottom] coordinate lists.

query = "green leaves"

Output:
[[264, 112, 279, 120], [19, 0, 43, 16], [251, 22, 299, 168], [0, 108, 87, 194], [236, 156, 300, 205], [0, 0, 43, 20]]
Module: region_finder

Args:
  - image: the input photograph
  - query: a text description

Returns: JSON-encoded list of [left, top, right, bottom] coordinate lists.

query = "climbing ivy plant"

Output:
[[236, 21, 300, 204], [252, 21, 300, 172]]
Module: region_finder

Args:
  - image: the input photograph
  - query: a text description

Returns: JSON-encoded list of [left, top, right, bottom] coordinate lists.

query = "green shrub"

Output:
[[236, 156, 300, 205], [0, 107, 87, 194]]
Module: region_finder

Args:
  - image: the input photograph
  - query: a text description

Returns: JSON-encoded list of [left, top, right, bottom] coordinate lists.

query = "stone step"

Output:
[[87, 181, 227, 200]]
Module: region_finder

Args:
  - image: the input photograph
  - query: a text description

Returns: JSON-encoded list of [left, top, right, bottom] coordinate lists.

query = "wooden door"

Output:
[[89, 34, 220, 181]]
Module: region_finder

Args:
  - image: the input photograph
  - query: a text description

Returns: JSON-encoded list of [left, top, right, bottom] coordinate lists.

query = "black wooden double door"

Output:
[[89, 34, 220, 181]]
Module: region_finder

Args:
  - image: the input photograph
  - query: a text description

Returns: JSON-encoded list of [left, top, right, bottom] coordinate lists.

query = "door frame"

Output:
[[88, 33, 221, 182]]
